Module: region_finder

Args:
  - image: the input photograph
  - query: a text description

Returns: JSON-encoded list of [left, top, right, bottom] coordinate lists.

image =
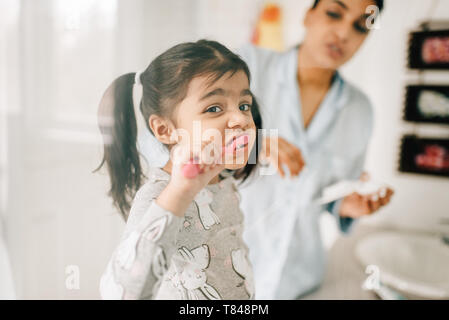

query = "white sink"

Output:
[[355, 231, 449, 299]]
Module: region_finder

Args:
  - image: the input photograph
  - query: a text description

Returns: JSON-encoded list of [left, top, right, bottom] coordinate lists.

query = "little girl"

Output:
[[96, 40, 262, 300]]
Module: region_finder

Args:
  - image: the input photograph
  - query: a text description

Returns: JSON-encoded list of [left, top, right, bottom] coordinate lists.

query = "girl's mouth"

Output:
[[225, 134, 250, 153]]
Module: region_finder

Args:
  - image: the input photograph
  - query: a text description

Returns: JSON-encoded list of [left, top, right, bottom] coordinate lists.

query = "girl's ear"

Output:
[[149, 115, 176, 145]]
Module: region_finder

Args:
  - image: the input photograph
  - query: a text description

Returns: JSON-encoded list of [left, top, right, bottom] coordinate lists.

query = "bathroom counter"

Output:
[[300, 223, 381, 300]]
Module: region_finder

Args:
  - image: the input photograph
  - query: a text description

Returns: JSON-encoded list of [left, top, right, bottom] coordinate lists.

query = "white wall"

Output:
[[2, 0, 127, 299]]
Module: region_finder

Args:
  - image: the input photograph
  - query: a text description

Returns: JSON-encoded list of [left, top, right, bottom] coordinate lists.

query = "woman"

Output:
[[236, 0, 394, 299]]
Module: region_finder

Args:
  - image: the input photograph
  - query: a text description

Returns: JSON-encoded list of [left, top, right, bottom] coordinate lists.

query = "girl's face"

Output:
[[303, 0, 378, 69], [172, 70, 257, 171]]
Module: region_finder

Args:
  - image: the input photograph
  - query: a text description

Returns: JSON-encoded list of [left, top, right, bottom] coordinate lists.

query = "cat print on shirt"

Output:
[[194, 189, 220, 230], [231, 249, 255, 299], [101, 208, 172, 299], [115, 210, 172, 270], [167, 244, 221, 300], [151, 246, 167, 298], [99, 261, 125, 299]]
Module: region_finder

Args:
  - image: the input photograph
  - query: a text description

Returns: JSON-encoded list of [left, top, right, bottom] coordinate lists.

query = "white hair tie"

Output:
[[132, 71, 144, 129], [134, 71, 143, 86], [132, 70, 169, 168]]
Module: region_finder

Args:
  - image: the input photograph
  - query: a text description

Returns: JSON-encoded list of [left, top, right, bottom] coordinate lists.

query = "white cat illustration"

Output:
[[151, 246, 167, 298], [115, 213, 171, 270], [194, 189, 220, 230], [168, 244, 221, 300], [231, 249, 255, 298], [101, 209, 172, 299], [99, 261, 124, 299]]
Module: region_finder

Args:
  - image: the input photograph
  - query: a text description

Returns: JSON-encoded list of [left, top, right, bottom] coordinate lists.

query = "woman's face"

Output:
[[172, 70, 257, 171], [303, 0, 379, 69]]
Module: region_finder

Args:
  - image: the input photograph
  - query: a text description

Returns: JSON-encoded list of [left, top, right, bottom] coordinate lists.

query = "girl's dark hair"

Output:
[[95, 39, 262, 220], [312, 0, 384, 12]]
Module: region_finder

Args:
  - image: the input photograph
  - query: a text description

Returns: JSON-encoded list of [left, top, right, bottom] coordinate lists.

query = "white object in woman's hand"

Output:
[[339, 173, 395, 218]]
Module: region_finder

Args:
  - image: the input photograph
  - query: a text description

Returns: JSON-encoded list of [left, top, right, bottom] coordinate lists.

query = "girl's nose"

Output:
[[227, 110, 250, 129]]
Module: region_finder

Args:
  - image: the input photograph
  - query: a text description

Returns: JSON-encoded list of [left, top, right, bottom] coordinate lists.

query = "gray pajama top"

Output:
[[99, 167, 255, 300]]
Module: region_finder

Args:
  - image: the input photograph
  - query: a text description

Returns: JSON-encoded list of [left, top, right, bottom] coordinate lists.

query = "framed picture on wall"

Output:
[[404, 85, 449, 125], [399, 135, 449, 178], [408, 29, 449, 70]]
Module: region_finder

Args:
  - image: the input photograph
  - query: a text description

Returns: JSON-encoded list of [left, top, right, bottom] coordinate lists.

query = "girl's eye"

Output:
[[205, 105, 222, 113], [326, 11, 341, 19], [354, 23, 368, 34], [239, 104, 251, 112]]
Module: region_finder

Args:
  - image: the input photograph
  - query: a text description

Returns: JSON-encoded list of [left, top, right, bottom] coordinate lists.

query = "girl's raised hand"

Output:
[[156, 139, 225, 217], [173, 140, 225, 189]]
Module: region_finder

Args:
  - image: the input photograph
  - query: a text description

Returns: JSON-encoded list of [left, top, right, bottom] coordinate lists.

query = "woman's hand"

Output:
[[156, 140, 225, 217], [339, 181, 394, 219], [260, 136, 305, 178]]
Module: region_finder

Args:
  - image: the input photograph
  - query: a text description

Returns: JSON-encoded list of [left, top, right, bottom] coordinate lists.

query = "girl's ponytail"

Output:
[[95, 73, 143, 221]]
